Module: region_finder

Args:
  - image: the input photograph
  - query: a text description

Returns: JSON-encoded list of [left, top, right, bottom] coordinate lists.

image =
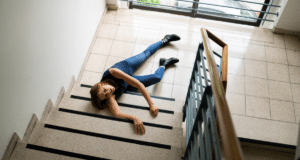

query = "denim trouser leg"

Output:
[[126, 67, 165, 91], [124, 41, 163, 74]]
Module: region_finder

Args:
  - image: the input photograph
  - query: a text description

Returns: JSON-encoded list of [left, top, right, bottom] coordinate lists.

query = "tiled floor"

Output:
[[80, 8, 300, 146]]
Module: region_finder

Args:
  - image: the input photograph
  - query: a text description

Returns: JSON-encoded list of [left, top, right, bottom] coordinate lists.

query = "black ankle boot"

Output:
[[159, 57, 179, 68], [161, 34, 180, 45]]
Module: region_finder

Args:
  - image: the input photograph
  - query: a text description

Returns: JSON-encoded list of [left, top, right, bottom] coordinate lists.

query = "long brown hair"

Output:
[[90, 83, 106, 110]]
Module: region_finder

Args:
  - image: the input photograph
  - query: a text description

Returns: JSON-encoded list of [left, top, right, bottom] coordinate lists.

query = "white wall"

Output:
[[0, 0, 106, 158], [273, 0, 300, 32]]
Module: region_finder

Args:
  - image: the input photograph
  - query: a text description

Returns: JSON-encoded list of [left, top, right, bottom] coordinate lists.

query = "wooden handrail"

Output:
[[201, 28, 244, 160]]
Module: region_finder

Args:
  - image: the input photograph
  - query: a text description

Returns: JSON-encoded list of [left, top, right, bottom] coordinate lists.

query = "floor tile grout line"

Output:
[[284, 36, 297, 123], [231, 113, 298, 125], [264, 45, 271, 120]]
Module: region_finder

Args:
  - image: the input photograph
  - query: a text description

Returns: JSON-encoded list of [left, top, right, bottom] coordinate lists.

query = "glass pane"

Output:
[[177, 0, 266, 22], [133, 0, 193, 12]]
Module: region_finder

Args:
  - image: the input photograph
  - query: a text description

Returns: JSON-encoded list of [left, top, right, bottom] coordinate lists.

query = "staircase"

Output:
[[8, 79, 185, 160]]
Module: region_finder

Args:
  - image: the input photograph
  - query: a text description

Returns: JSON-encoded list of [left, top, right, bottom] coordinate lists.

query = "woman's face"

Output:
[[97, 83, 115, 100]]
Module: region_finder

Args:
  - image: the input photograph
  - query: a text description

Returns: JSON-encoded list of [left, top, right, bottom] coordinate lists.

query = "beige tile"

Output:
[[153, 46, 179, 63], [294, 103, 300, 123], [228, 57, 244, 76], [136, 28, 160, 45], [147, 82, 173, 98], [245, 59, 267, 79], [292, 84, 300, 103], [80, 71, 102, 86], [179, 32, 203, 52], [85, 54, 108, 73], [244, 44, 266, 61], [269, 80, 292, 102], [226, 93, 245, 115], [92, 38, 113, 55], [289, 66, 300, 84], [103, 10, 118, 24], [174, 67, 193, 86], [176, 50, 196, 68], [265, 47, 287, 64], [131, 43, 156, 62], [246, 96, 270, 119], [264, 33, 285, 49], [245, 77, 268, 98], [98, 23, 118, 39], [244, 39, 264, 46], [227, 74, 245, 95], [109, 40, 134, 58], [104, 56, 124, 71], [132, 61, 153, 76], [223, 37, 244, 48], [114, 25, 139, 42], [232, 114, 299, 145], [285, 35, 300, 50], [270, 99, 295, 123], [152, 62, 175, 84], [227, 46, 244, 58], [171, 85, 188, 101], [267, 63, 290, 82], [287, 50, 300, 67]]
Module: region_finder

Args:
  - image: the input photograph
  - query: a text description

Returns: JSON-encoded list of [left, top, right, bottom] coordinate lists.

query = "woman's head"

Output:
[[90, 82, 115, 109]]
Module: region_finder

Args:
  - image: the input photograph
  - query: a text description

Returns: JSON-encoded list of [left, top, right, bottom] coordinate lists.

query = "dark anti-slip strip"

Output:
[[59, 108, 173, 130], [44, 124, 172, 150], [80, 84, 175, 101], [239, 137, 296, 149], [26, 144, 110, 160], [70, 95, 174, 114]]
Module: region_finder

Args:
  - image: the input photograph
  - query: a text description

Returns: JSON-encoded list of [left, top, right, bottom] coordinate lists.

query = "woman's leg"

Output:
[[126, 67, 165, 91], [125, 41, 163, 74]]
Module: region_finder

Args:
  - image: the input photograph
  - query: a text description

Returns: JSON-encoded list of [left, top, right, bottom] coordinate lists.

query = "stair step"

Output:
[[46, 108, 183, 147], [59, 97, 183, 128], [71, 83, 183, 112], [10, 142, 84, 160], [28, 124, 182, 160]]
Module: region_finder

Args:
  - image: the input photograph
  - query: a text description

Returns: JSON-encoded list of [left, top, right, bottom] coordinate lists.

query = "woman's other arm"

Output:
[[107, 95, 145, 134], [109, 68, 159, 117]]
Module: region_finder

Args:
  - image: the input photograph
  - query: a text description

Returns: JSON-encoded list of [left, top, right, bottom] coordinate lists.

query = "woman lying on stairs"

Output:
[[90, 34, 180, 135]]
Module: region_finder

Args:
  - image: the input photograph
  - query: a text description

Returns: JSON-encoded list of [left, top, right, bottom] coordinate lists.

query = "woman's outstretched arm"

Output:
[[107, 95, 145, 134], [109, 68, 159, 117]]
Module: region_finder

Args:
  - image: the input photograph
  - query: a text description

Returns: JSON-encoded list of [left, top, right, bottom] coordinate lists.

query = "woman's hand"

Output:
[[133, 116, 145, 135], [150, 104, 159, 117]]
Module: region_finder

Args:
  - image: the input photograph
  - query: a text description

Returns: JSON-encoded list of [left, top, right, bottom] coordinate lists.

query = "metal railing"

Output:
[[121, 0, 281, 26], [182, 28, 244, 160]]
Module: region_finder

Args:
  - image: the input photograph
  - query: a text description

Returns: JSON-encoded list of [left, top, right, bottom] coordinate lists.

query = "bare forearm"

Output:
[[138, 84, 154, 108], [114, 112, 136, 121]]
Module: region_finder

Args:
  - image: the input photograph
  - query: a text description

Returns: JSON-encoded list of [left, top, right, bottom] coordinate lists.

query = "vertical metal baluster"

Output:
[[206, 93, 222, 160], [191, 77, 197, 119], [202, 106, 212, 160], [193, 120, 200, 160], [198, 121, 206, 160], [186, 94, 191, 147]]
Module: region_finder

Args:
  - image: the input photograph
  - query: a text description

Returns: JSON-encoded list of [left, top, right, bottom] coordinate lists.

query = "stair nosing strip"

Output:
[[70, 95, 175, 114], [80, 84, 175, 101], [238, 137, 297, 149], [44, 124, 172, 150], [58, 108, 173, 130], [26, 144, 110, 160]]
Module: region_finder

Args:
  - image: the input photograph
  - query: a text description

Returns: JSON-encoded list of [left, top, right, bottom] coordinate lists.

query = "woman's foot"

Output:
[[161, 34, 180, 45], [159, 57, 179, 68]]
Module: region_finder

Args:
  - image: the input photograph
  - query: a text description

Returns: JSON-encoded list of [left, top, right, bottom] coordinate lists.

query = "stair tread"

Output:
[[28, 126, 182, 160], [46, 108, 183, 147], [59, 97, 183, 128], [10, 142, 82, 160], [71, 83, 183, 112]]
